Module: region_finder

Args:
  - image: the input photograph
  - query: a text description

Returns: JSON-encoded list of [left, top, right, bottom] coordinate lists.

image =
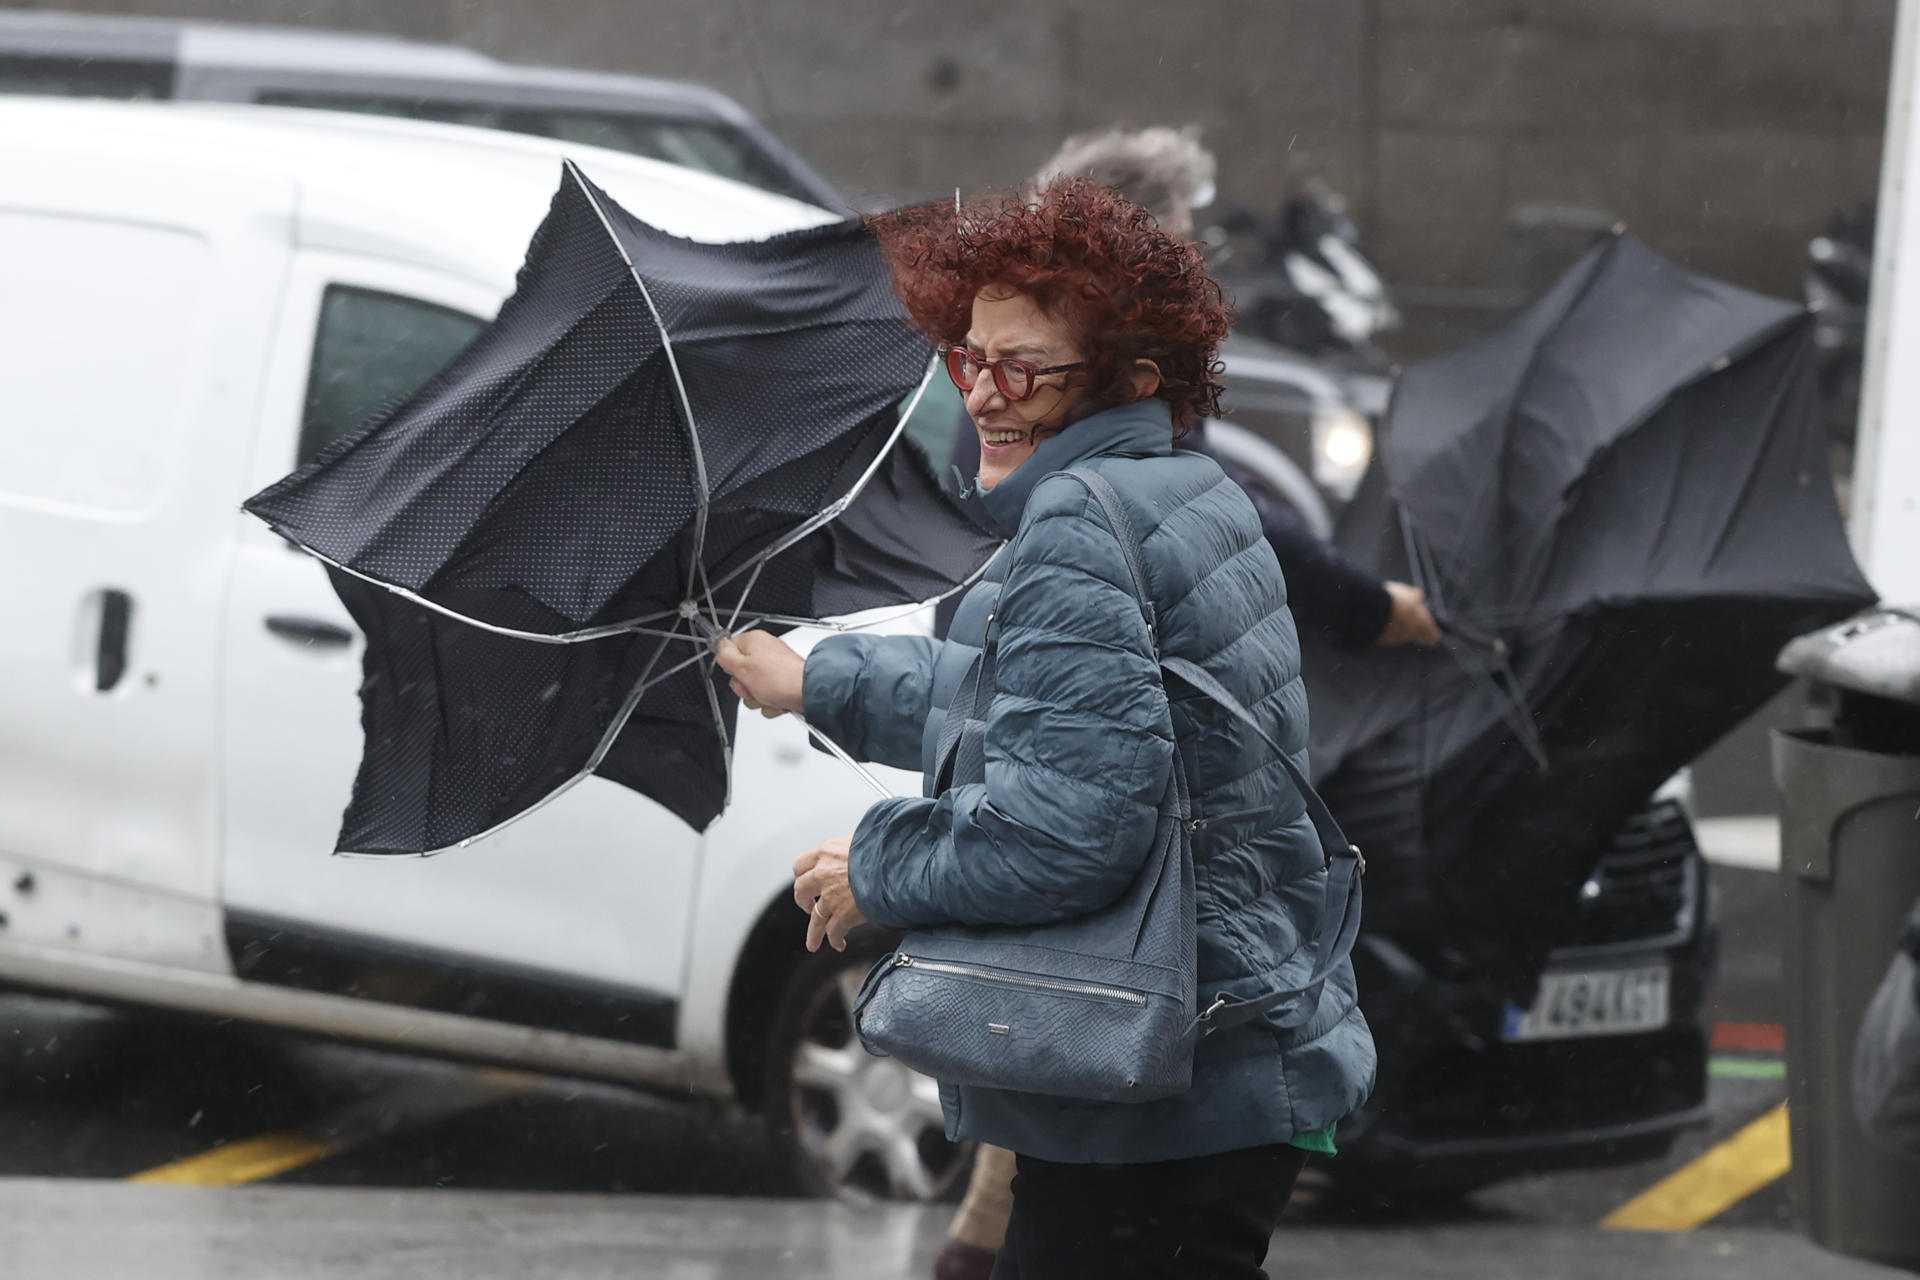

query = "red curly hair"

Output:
[[868, 178, 1230, 434]]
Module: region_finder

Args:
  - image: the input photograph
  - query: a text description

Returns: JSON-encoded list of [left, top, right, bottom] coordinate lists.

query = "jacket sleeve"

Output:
[[802, 633, 939, 772], [1224, 457, 1392, 651], [848, 476, 1174, 929]]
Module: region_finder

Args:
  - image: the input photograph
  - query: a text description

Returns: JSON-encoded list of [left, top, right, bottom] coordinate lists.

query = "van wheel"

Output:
[[762, 937, 973, 1202]]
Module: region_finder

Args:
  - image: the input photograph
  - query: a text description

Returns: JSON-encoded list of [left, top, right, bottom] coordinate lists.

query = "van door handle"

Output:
[[264, 616, 355, 648], [95, 589, 133, 691]]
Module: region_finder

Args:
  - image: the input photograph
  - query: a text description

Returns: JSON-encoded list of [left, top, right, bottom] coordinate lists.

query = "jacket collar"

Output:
[[968, 399, 1174, 537]]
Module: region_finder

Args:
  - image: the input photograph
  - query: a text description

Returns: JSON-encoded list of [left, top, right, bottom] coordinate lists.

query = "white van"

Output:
[[0, 97, 960, 1201]]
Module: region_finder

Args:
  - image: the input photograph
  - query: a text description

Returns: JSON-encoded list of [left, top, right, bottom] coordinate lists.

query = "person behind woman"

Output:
[[916, 126, 1439, 658], [717, 179, 1375, 1279], [1039, 124, 1441, 650]]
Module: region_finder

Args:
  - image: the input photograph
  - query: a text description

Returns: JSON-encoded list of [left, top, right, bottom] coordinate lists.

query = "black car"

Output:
[[1339, 789, 1713, 1198]]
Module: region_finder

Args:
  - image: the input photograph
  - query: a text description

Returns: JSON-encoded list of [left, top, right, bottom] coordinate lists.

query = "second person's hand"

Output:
[[1378, 581, 1443, 648]]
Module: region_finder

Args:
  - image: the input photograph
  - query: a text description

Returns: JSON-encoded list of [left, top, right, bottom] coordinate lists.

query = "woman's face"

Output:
[[962, 288, 1091, 491]]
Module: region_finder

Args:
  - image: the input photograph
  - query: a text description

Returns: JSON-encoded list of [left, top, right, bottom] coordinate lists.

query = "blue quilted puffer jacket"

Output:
[[804, 398, 1375, 1164]]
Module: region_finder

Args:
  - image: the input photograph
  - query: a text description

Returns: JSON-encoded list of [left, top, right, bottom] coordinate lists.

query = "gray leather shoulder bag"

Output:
[[853, 466, 1364, 1102]]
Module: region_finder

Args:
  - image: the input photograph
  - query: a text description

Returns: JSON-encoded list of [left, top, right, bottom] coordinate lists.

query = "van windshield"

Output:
[[255, 91, 821, 206]]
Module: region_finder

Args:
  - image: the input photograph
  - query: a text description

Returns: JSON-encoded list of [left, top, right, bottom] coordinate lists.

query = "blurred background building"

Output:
[[5, 0, 1894, 356]]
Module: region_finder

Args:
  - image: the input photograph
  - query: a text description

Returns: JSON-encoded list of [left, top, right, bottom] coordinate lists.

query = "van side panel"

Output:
[[0, 153, 293, 970]]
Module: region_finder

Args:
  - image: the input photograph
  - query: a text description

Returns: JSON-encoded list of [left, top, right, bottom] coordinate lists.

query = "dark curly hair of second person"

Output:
[[869, 177, 1231, 433]]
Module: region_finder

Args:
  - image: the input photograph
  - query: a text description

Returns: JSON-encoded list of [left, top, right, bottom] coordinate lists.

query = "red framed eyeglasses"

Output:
[[940, 344, 1088, 402]]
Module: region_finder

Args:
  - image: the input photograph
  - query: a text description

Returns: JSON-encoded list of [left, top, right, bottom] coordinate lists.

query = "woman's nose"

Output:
[[964, 369, 1002, 415]]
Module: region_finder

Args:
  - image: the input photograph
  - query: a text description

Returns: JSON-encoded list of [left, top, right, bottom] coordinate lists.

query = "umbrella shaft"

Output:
[[802, 717, 894, 800]]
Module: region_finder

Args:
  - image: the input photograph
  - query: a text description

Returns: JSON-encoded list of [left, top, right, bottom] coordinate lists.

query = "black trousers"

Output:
[[988, 1143, 1308, 1280]]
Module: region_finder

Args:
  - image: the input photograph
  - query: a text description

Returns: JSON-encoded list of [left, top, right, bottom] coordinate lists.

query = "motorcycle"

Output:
[[1804, 201, 1875, 451], [1203, 179, 1400, 372]]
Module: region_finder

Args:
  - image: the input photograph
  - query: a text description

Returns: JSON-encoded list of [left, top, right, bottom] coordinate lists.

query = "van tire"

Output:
[[761, 934, 972, 1202]]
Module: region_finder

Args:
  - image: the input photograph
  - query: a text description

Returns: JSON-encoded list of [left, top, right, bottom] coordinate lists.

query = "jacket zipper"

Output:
[[894, 954, 1147, 1006]]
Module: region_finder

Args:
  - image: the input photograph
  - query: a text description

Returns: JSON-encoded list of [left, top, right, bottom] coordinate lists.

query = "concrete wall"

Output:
[[14, 0, 1895, 342]]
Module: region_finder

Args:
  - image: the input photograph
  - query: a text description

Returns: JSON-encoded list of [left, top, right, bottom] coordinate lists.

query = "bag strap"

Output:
[[1160, 654, 1365, 1034], [1068, 466, 1364, 1037], [931, 625, 997, 797], [930, 648, 979, 796]]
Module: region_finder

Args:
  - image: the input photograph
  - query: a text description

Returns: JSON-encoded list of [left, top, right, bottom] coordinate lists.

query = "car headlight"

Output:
[[1311, 406, 1373, 501]]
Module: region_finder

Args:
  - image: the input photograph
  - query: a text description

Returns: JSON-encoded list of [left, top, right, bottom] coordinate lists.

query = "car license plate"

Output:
[[1501, 964, 1670, 1042]]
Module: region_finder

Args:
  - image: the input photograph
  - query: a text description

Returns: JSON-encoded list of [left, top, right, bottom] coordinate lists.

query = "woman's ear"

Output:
[[1127, 358, 1163, 400]]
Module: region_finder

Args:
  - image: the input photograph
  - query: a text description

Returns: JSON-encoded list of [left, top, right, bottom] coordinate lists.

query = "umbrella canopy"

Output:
[[1304, 232, 1875, 979], [246, 163, 998, 852]]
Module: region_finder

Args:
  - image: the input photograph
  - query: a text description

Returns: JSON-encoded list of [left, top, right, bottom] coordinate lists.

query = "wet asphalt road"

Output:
[[0, 865, 1807, 1261]]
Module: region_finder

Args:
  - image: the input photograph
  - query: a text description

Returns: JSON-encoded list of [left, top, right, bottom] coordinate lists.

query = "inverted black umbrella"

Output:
[[246, 163, 999, 853], [1303, 232, 1875, 979]]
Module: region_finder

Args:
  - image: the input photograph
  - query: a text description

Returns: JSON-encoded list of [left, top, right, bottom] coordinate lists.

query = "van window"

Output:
[[298, 286, 484, 465], [0, 211, 207, 514]]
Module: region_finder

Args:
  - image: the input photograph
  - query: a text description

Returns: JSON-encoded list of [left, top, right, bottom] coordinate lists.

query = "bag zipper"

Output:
[[893, 954, 1147, 1007], [1187, 803, 1271, 833]]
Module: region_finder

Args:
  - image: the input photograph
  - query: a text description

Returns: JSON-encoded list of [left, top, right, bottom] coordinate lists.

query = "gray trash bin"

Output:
[[1773, 605, 1920, 1268]]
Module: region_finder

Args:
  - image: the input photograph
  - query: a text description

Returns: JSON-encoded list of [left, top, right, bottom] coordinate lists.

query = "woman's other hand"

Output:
[[713, 629, 807, 718], [793, 836, 867, 952], [1378, 581, 1443, 648]]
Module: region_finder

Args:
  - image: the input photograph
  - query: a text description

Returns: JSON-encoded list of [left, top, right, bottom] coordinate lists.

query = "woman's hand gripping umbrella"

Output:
[[712, 630, 803, 719]]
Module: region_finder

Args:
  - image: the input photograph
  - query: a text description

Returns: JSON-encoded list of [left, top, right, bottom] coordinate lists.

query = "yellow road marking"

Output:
[[127, 1067, 539, 1187], [131, 1132, 342, 1186], [1602, 1103, 1790, 1231]]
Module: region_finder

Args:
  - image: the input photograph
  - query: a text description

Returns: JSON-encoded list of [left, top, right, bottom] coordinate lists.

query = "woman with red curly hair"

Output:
[[718, 180, 1375, 1278]]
